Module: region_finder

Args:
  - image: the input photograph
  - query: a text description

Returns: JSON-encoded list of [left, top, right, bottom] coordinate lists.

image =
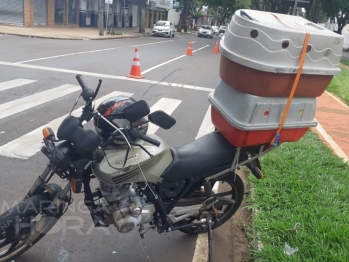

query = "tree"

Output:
[[322, 0, 349, 34], [307, 0, 326, 23], [207, 0, 251, 25], [189, 0, 206, 26], [249, 0, 284, 12], [250, 0, 314, 14], [177, 0, 192, 32]]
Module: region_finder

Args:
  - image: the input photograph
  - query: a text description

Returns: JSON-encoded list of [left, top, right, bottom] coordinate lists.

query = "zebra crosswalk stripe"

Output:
[[0, 84, 80, 121], [0, 79, 36, 92], [0, 85, 210, 160], [0, 91, 133, 159], [147, 98, 182, 134], [195, 105, 214, 140]]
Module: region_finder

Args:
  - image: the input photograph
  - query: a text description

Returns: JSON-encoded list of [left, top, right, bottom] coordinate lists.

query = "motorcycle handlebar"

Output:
[[138, 133, 161, 147], [76, 74, 88, 91], [129, 128, 161, 147], [76, 74, 101, 103]]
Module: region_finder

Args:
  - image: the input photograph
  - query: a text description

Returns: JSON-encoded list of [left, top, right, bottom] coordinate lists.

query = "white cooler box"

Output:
[[208, 81, 318, 147], [219, 9, 344, 97]]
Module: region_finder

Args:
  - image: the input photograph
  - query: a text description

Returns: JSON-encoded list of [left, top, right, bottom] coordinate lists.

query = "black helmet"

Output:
[[93, 96, 148, 141]]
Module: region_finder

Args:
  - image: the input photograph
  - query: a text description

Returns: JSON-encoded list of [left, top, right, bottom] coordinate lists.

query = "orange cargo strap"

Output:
[[270, 14, 311, 146]]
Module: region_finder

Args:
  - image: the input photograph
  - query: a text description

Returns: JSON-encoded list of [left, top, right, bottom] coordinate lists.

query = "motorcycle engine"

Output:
[[99, 181, 145, 233]]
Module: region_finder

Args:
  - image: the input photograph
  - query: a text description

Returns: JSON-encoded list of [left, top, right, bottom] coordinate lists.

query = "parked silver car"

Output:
[[198, 25, 213, 38], [151, 21, 175, 38]]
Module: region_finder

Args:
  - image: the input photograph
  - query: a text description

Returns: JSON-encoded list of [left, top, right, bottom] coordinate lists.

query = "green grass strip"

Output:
[[326, 61, 349, 105], [248, 131, 349, 261], [340, 59, 349, 67]]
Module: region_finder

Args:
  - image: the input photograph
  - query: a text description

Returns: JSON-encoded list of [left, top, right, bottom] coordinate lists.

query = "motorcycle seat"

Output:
[[161, 132, 244, 181]]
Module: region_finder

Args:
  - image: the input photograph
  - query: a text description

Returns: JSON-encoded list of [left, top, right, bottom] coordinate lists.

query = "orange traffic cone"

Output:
[[213, 41, 219, 53], [186, 40, 193, 56], [127, 48, 144, 79]]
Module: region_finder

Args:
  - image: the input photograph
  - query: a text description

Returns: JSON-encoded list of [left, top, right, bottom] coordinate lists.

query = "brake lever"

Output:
[[69, 93, 82, 116], [92, 79, 102, 100]]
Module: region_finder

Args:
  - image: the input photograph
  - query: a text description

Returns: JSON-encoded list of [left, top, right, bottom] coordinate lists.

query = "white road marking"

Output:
[[0, 61, 214, 92], [325, 91, 349, 110], [195, 106, 214, 140], [0, 91, 133, 159], [142, 55, 186, 74], [0, 79, 36, 92], [142, 45, 209, 75], [315, 122, 349, 162], [16, 40, 173, 64], [0, 84, 80, 120], [147, 98, 181, 134], [192, 234, 209, 262], [193, 45, 209, 52], [192, 105, 216, 262]]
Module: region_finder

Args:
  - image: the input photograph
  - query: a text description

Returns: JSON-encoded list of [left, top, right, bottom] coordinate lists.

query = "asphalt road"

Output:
[[0, 33, 229, 262]]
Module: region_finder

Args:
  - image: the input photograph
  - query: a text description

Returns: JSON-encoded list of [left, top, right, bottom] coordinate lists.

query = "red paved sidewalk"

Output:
[[313, 91, 349, 162]]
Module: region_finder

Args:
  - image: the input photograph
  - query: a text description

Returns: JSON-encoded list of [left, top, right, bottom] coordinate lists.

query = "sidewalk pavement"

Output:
[[314, 91, 349, 162], [0, 24, 153, 40]]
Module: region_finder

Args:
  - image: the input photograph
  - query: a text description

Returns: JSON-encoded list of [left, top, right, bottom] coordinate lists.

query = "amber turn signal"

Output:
[[71, 178, 77, 193], [71, 178, 82, 193], [42, 127, 51, 139]]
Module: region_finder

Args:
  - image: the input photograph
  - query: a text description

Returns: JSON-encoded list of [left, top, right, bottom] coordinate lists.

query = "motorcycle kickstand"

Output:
[[206, 214, 213, 262]]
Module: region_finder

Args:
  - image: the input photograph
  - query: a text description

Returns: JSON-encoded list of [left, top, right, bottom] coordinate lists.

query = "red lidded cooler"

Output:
[[208, 81, 318, 147], [219, 9, 343, 97]]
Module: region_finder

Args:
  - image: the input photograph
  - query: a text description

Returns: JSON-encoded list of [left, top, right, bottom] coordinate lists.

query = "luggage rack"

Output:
[[206, 143, 278, 182]]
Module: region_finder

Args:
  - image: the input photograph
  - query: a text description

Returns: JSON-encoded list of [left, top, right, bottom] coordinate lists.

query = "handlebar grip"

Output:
[[76, 74, 88, 90], [138, 133, 161, 147]]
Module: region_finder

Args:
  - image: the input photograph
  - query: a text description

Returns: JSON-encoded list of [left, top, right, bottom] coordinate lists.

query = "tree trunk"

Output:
[[139, 0, 146, 33], [98, 0, 104, 36], [177, 5, 186, 33], [177, 13, 183, 32]]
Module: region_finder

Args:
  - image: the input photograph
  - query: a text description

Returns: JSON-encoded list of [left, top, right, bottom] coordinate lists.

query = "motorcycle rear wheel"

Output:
[[0, 192, 53, 262], [179, 173, 244, 235]]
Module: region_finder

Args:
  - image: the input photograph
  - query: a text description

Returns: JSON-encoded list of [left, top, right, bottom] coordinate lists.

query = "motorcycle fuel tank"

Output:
[[92, 134, 173, 185]]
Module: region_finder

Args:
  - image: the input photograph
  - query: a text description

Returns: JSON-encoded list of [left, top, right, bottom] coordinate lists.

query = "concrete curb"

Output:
[[0, 32, 146, 40]]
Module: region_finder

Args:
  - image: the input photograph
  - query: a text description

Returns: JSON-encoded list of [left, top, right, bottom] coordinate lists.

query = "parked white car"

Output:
[[212, 26, 219, 35], [151, 21, 175, 38], [219, 26, 227, 35]]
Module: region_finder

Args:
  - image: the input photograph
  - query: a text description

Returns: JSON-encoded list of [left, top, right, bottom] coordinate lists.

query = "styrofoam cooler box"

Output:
[[219, 9, 344, 97], [208, 81, 318, 147]]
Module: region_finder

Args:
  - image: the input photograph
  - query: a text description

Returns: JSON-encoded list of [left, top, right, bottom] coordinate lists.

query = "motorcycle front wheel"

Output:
[[178, 173, 244, 235], [0, 192, 54, 262]]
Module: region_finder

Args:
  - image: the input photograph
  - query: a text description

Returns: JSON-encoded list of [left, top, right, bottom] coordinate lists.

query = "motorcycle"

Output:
[[0, 75, 268, 262]]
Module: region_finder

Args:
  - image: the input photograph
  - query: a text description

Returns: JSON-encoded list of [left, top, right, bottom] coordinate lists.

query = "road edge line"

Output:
[[315, 122, 349, 162]]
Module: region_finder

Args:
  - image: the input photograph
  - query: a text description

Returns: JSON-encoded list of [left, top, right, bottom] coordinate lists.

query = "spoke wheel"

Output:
[[178, 173, 244, 235], [0, 193, 51, 262]]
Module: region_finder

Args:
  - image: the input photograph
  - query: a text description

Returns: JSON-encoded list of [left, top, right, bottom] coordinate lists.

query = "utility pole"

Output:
[[106, 0, 110, 34], [292, 0, 299, 15], [98, 0, 104, 36], [291, 0, 310, 15], [139, 0, 146, 33]]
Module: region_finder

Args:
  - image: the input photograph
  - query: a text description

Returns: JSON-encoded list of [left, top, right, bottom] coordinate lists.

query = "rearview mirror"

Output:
[[148, 110, 176, 130], [123, 100, 150, 123]]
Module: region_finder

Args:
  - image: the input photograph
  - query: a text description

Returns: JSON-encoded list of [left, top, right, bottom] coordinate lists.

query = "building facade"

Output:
[[0, 0, 173, 28]]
